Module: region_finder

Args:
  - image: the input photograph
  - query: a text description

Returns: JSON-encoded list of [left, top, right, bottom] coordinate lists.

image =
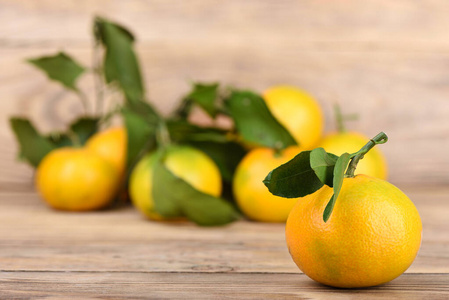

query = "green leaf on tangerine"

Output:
[[186, 82, 220, 118], [310, 147, 339, 187], [323, 152, 351, 222], [225, 90, 297, 150], [263, 151, 324, 198], [152, 153, 239, 226], [151, 157, 184, 218], [122, 107, 157, 170], [166, 120, 228, 144]]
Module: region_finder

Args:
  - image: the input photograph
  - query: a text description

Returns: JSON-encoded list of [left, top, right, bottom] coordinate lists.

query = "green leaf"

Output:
[[94, 17, 144, 104], [225, 90, 296, 150], [70, 117, 100, 145], [17, 131, 72, 163], [94, 18, 135, 43], [323, 153, 351, 222], [122, 100, 160, 171], [126, 99, 160, 122], [152, 153, 239, 226], [181, 190, 239, 226], [310, 148, 339, 187], [27, 52, 85, 91], [150, 155, 184, 218], [122, 108, 157, 170], [263, 151, 324, 198], [186, 83, 220, 118], [10, 118, 56, 167], [167, 120, 229, 144]]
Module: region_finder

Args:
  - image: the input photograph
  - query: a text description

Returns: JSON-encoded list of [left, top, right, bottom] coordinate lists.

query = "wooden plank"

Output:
[[2, 0, 449, 46], [1, 2, 448, 297], [0, 187, 448, 274], [1, 272, 448, 299]]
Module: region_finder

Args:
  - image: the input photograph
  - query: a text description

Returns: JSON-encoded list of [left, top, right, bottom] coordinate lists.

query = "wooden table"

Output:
[[1, 184, 448, 299], [2, 1, 449, 298]]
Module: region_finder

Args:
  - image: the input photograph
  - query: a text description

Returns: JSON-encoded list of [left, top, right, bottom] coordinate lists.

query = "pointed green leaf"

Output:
[[17, 132, 71, 163], [122, 100, 160, 170], [323, 153, 351, 222], [122, 108, 157, 171], [126, 99, 160, 122], [152, 157, 239, 226], [151, 157, 184, 218], [263, 151, 323, 198], [225, 90, 297, 150], [28, 52, 85, 91], [166, 120, 228, 144], [310, 148, 339, 187], [94, 17, 134, 43], [94, 17, 144, 104], [10, 118, 56, 167], [181, 190, 239, 226], [70, 117, 100, 145], [187, 83, 220, 118]]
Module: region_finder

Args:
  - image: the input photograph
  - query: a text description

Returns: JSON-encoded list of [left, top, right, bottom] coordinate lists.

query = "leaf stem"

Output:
[[334, 103, 359, 133], [345, 132, 388, 177]]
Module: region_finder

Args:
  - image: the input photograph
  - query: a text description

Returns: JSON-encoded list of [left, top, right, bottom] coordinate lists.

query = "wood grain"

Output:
[[1, 188, 448, 298], [1, 2, 449, 298], [2, 0, 449, 45], [1, 272, 449, 300], [1, 187, 448, 274]]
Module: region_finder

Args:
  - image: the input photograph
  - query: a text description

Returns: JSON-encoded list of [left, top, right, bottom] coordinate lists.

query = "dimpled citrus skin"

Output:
[[129, 146, 222, 220], [36, 147, 119, 211], [86, 127, 127, 176], [317, 132, 388, 180], [263, 86, 324, 150], [286, 175, 422, 288], [233, 146, 302, 222]]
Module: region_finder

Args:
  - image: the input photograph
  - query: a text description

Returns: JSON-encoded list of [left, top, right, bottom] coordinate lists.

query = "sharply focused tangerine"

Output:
[[286, 175, 422, 288]]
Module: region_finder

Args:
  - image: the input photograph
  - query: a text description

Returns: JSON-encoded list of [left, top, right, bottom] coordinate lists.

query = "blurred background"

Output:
[[1, 0, 449, 187]]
